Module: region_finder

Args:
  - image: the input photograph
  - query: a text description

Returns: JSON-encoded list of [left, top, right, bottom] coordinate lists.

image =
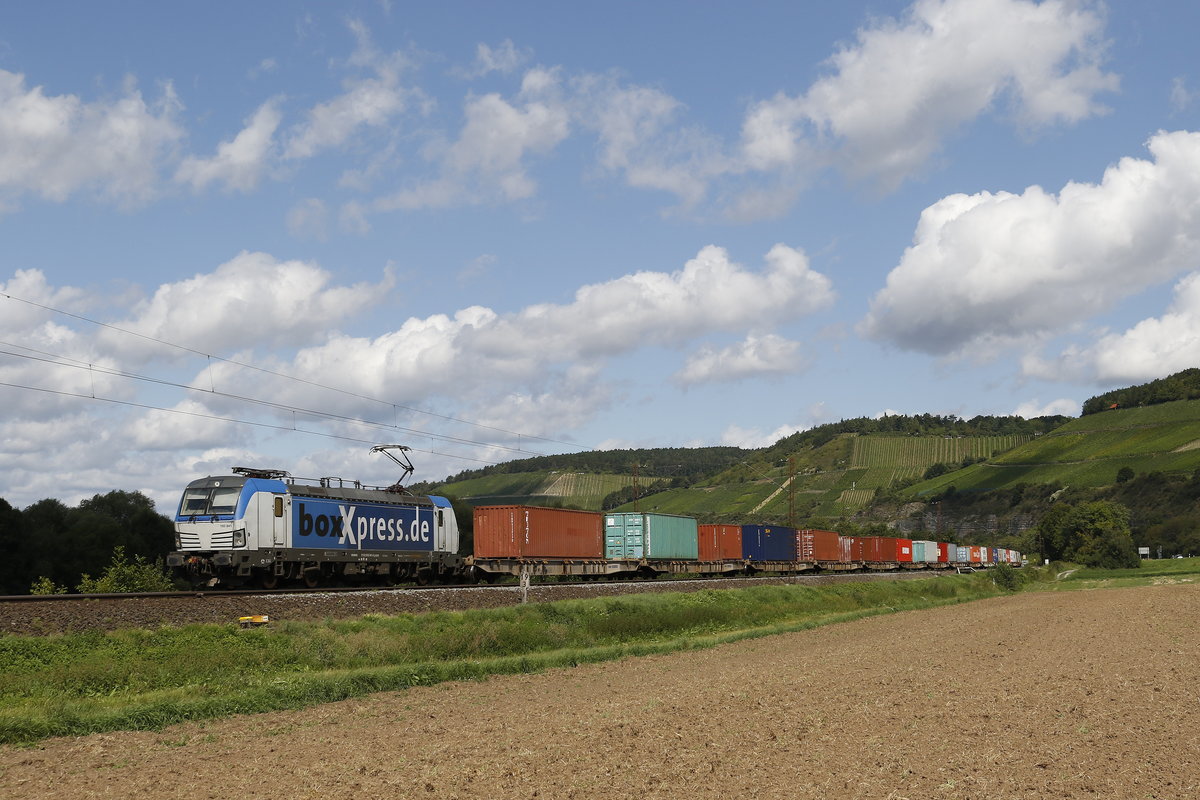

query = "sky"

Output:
[[3, 0, 1200, 513]]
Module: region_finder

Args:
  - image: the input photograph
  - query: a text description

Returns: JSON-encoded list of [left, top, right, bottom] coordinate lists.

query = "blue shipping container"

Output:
[[741, 524, 796, 561]]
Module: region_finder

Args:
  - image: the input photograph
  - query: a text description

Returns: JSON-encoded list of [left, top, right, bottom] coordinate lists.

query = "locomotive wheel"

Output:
[[415, 568, 432, 586], [302, 569, 321, 589], [259, 571, 282, 590]]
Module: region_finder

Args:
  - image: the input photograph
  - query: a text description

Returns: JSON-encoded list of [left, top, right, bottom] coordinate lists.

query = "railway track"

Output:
[[0, 571, 940, 636]]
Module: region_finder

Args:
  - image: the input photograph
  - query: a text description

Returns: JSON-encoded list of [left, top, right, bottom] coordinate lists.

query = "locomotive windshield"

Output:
[[178, 483, 243, 517]]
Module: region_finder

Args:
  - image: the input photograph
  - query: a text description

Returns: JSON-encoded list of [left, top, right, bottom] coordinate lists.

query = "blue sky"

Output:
[[3, 0, 1200, 512]]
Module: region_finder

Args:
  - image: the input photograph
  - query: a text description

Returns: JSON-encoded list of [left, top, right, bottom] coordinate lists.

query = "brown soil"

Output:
[[2, 583, 1197, 799]]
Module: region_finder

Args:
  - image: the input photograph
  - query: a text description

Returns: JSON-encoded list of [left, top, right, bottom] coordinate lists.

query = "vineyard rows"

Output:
[[538, 472, 632, 505], [850, 435, 1029, 469]]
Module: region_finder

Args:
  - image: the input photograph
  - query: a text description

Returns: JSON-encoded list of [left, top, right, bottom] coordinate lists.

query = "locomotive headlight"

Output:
[[174, 533, 181, 549], [233, 529, 246, 548]]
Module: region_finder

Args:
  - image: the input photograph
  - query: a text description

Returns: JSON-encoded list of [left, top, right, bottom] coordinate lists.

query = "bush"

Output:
[[29, 576, 68, 595], [75, 546, 174, 593], [991, 562, 1021, 591]]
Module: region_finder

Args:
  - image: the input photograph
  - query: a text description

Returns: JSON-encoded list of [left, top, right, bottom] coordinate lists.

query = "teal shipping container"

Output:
[[604, 512, 699, 560]]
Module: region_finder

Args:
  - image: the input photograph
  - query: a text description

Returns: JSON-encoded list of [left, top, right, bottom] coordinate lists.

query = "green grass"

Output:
[[1058, 555, 1200, 583], [0, 575, 1020, 744]]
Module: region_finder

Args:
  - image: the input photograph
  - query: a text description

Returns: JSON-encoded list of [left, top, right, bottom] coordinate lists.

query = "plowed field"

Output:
[[3, 583, 1197, 799]]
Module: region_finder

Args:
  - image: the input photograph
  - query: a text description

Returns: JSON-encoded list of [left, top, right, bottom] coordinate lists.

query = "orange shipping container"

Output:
[[798, 529, 842, 562], [473, 505, 604, 559], [697, 524, 742, 561]]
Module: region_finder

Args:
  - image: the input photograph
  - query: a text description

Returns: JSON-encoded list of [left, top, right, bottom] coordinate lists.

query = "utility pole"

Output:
[[631, 462, 640, 512], [787, 456, 797, 529]]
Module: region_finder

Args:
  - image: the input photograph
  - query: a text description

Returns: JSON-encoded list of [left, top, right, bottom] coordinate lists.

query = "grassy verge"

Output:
[[1049, 556, 1200, 589], [0, 572, 1035, 744]]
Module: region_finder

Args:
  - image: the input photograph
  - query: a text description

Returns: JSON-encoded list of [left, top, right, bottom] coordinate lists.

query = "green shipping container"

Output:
[[604, 512, 699, 560]]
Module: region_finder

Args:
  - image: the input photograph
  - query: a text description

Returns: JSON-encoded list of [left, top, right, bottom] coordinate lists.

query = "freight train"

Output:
[[168, 457, 1020, 589]]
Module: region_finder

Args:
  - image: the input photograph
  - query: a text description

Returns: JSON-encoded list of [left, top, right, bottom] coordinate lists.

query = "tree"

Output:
[[1116, 466, 1135, 484], [1035, 500, 1138, 568], [0, 498, 28, 594]]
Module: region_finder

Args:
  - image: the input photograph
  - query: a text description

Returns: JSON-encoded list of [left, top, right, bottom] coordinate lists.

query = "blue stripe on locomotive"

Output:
[[292, 496, 436, 552], [236, 479, 288, 519]]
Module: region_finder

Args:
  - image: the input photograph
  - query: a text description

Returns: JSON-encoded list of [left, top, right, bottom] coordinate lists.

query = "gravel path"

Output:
[[2, 582, 1196, 799]]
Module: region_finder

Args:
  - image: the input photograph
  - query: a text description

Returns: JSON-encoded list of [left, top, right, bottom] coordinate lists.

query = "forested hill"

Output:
[[1082, 368, 1200, 415], [424, 414, 1069, 489], [422, 446, 749, 487]]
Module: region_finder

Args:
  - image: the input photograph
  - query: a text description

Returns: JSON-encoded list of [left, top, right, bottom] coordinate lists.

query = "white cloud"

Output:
[[574, 75, 730, 210], [1026, 271, 1200, 385], [861, 130, 1200, 356], [232, 244, 831, 431], [473, 243, 833, 362], [457, 254, 496, 285], [461, 40, 530, 78], [286, 198, 329, 240], [1171, 76, 1196, 114], [124, 400, 242, 450], [338, 201, 371, 234], [283, 21, 414, 161], [674, 334, 806, 386], [0, 270, 130, 416], [740, 0, 1116, 189], [1012, 397, 1079, 418], [103, 251, 393, 358], [720, 422, 806, 449], [0, 70, 183, 206], [284, 76, 409, 160], [176, 100, 282, 192], [377, 67, 570, 209]]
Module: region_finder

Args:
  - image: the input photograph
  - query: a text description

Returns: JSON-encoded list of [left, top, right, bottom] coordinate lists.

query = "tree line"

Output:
[[1082, 368, 1200, 415], [421, 446, 749, 489], [0, 491, 175, 594]]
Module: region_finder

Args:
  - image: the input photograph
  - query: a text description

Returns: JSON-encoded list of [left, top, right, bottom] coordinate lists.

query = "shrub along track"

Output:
[[1, 582, 1196, 799]]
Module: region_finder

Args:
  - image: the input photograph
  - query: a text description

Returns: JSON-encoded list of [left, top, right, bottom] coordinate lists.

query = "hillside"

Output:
[[425, 390, 1200, 555], [905, 399, 1200, 496]]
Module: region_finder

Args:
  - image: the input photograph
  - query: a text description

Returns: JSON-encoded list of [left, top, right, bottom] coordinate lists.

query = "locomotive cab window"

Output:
[[179, 485, 242, 517]]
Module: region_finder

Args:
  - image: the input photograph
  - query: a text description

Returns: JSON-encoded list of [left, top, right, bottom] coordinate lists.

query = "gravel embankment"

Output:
[[0, 571, 937, 634]]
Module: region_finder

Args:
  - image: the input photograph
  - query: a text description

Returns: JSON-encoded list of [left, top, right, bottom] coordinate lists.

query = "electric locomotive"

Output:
[[167, 446, 462, 588]]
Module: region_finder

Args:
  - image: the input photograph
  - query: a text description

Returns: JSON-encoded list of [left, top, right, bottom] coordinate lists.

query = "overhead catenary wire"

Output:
[[0, 341, 543, 458], [0, 291, 587, 451], [0, 379, 504, 467]]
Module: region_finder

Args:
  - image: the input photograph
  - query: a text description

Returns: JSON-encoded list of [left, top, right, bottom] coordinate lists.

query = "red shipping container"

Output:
[[847, 536, 865, 561], [697, 524, 742, 561], [473, 506, 603, 559], [839, 535, 853, 562], [937, 542, 950, 563], [859, 536, 885, 562], [970, 546, 985, 563], [893, 538, 914, 562], [798, 529, 842, 561]]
